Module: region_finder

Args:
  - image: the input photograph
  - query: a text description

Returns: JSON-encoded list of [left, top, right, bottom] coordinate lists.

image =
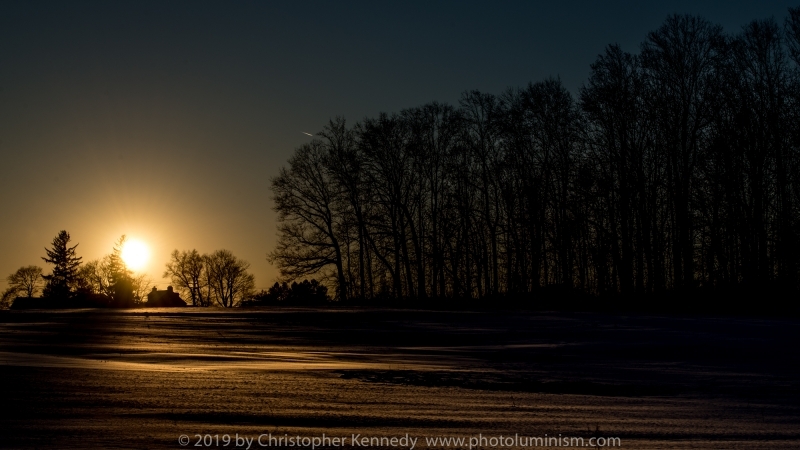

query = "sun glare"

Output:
[[121, 239, 150, 271]]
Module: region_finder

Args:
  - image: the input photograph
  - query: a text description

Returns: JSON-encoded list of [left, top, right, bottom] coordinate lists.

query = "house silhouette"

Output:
[[145, 286, 187, 307]]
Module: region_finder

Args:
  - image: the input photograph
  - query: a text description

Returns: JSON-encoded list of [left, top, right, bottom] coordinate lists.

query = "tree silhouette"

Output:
[[269, 10, 800, 307], [206, 249, 255, 307], [104, 235, 134, 306], [41, 231, 82, 300], [269, 140, 348, 301], [76, 259, 112, 297], [7, 265, 44, 297], [1, 265, 44, 306], [164, 249, 209, 306], [245, 279, 329, 305]]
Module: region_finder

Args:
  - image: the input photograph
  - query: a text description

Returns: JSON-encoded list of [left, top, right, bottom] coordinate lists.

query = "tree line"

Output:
[[1, 231, 147, 307], [164, 252, 333, 307], [2, 231, 260, 308], [270, 12, 800, 306], [164, 249, 255, 307]]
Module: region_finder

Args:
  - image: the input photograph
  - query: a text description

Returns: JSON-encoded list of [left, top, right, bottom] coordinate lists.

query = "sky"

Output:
[[0, 0, 796, 292]]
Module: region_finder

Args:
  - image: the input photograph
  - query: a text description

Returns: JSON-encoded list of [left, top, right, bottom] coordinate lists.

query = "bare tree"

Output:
[[319, 117, 370, 300], [581, 44, 659, 294], [205, 250, 255, 307], [77, 259, 113, 297], [358, 113, 417, 298], [641, 15, 725, 290], [131, 273, 154, 304], [269, 140, 348, 301], [163, 249, 209, 306], [7, 265, 44, 297]]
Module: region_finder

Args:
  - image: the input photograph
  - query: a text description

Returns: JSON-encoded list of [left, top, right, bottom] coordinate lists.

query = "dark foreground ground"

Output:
[[0, 308, 798, 449]]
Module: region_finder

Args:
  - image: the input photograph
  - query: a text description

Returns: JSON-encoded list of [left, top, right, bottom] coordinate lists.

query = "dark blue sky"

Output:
[[0, 0, 795, 289]]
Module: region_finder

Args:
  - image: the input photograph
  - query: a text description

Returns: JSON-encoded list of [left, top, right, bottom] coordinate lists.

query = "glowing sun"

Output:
[[121, 239, 150, 271]]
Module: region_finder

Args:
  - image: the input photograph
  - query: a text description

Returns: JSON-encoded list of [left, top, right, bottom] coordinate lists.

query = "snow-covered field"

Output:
[[0, 308, 797, 449]]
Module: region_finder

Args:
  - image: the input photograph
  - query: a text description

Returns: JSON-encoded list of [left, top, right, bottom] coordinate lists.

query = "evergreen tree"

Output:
[[108, 235, 134, 306], [41, 230, 82, 299]]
